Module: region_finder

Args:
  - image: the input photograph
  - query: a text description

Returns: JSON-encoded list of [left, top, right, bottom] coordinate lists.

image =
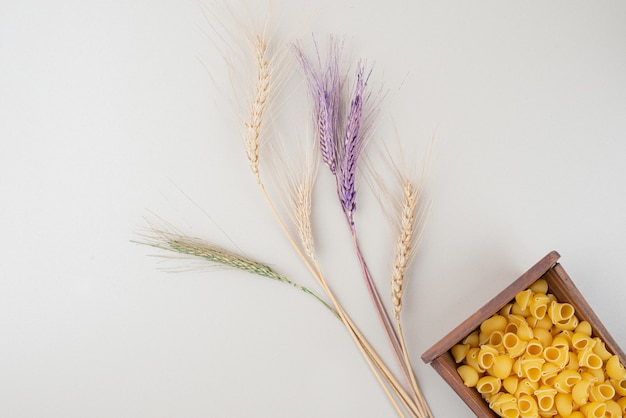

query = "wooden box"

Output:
[[421, 251, 626, 417]]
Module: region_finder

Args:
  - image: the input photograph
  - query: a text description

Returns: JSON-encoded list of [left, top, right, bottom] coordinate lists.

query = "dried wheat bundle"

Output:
[[138, 3, 434, 417]]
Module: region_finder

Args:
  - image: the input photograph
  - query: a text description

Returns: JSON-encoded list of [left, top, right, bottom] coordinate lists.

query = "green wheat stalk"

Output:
[[137, 227, 338, 318]]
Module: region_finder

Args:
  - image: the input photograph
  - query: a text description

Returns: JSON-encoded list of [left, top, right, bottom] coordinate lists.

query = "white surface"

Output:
[[1, 1, 626, 417]]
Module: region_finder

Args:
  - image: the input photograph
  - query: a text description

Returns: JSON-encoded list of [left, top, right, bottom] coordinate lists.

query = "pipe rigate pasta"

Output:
[[607, 354, 626, 380], [453, 279, 626, 418]]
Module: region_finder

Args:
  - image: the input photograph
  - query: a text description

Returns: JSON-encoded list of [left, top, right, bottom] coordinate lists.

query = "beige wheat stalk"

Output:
[[390, 177, 432, 418], [245, 34, 270, 181]]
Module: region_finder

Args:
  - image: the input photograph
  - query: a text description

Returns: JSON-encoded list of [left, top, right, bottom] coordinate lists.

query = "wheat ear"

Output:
[[244, 35, 270, 182], [392, 179, 418, 320], [137, 228, 337, 317], [391, 178, 433, 418]]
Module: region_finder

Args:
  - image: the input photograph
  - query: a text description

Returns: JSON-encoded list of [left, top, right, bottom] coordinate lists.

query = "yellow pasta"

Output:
[[453, 279, 626, 418], [555, 315, 579, 331], [525, 339, 543, 356], [543, 345, 569, 368], [572, 379, 592, 406], [514, 378, 538, 398], [451, 343, 470, 363], [540, 362, 561, 386], [535, 385, 557, 412], [607, 355, 626, 380], [589, 382, 615, 402], [515, 289, 533, 311], [604, 400, 622, 418], [457, 364, 479, 387], [492, 355, 514, 380], [533, 327, 553, 348], [571, 331, 594, 352], [611, 378, 626, 397], [528, 278, 548, 294], [463, 330, 480, 348], [592, 338, 612, 361], [549, 301, 575, 323], [502, 375, 519, 394], [516, 322, 534, 341], [503, 332, 527, 358], [478, 345, 499, 369], [555, 392, 574, 417], [580, 401, 606, 418], [617, 397, 626, 414], [476, 375, 502, 395], [553, 370, 581, 394], [481, 314, 508, 335], [575, 320, 592, 337], [520, 356, 545, 382], [582, 367, 605, 384], [517, 394, 538, 417], [578, 347, 603, 370], [488, 331, 505, 352]]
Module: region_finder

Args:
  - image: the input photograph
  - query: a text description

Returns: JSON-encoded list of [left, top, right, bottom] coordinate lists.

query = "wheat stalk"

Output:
[[392, 179, 418, 320], [137, 227, 338, 317], [244, 35, 270, 181]]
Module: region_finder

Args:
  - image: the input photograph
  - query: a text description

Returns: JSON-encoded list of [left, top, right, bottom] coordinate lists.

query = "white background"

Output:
[[1, 1, 626, 417]]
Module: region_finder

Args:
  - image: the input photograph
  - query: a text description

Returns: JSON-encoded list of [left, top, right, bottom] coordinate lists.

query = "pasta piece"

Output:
[[578, 347, 603, 370], [515, 289, 533, 311], [535, 385, 558, 412], [604, 400, 622, 418], [520, 356, 545, 383], [582, 367, 605, 384], [516, 322, 534, 341], [457, 365, 480, 387], [571, 332, 594, 352], [591, 338, 612, 361], [488, 331, 505, 352], [525, 339, 544, 356], [617, 397, 626, 415], [511, 301, 530, 317], [481, 314, 508, 335], [580, 401, 606, 418], [533, 327, 553, 348], [611, 377, 626, 396], [543, 345, 569, 368], [530, 294, 550, 320], [606, 355, 626, 380], [503, 332, 527, 358], [572, 379, 592, 406], [476, 376, 502, 395], [575, 321, 592, 337], [451, 344, 470, 363], [492, 355, 514, 380], [555, 315, 579, 331], [465, 347, 485, 373], [540, 362, 561, 386], [463, 331, 480, 348], [478, 345, 500, 369], [517, 394, 538, 417], [502, 375, 519, 394], [588, 382, 615, 402], [549, 302, 575, 323], [553, 370, 581, 394], [554, 392, 574, 417], [515, 378, 538, 398], [528, 278, 548, 294]]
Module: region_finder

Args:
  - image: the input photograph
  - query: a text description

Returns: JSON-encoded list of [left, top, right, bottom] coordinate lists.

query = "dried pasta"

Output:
[[453, 278, 626, 418]]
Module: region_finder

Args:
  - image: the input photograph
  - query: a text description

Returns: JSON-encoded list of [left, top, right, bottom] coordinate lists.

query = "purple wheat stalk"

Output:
[[338, 61, 370, 224], [294, 39, 342, 174]]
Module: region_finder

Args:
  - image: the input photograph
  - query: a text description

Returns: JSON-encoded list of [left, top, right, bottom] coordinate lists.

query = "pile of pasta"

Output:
[[453, 279, 626, 418]]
